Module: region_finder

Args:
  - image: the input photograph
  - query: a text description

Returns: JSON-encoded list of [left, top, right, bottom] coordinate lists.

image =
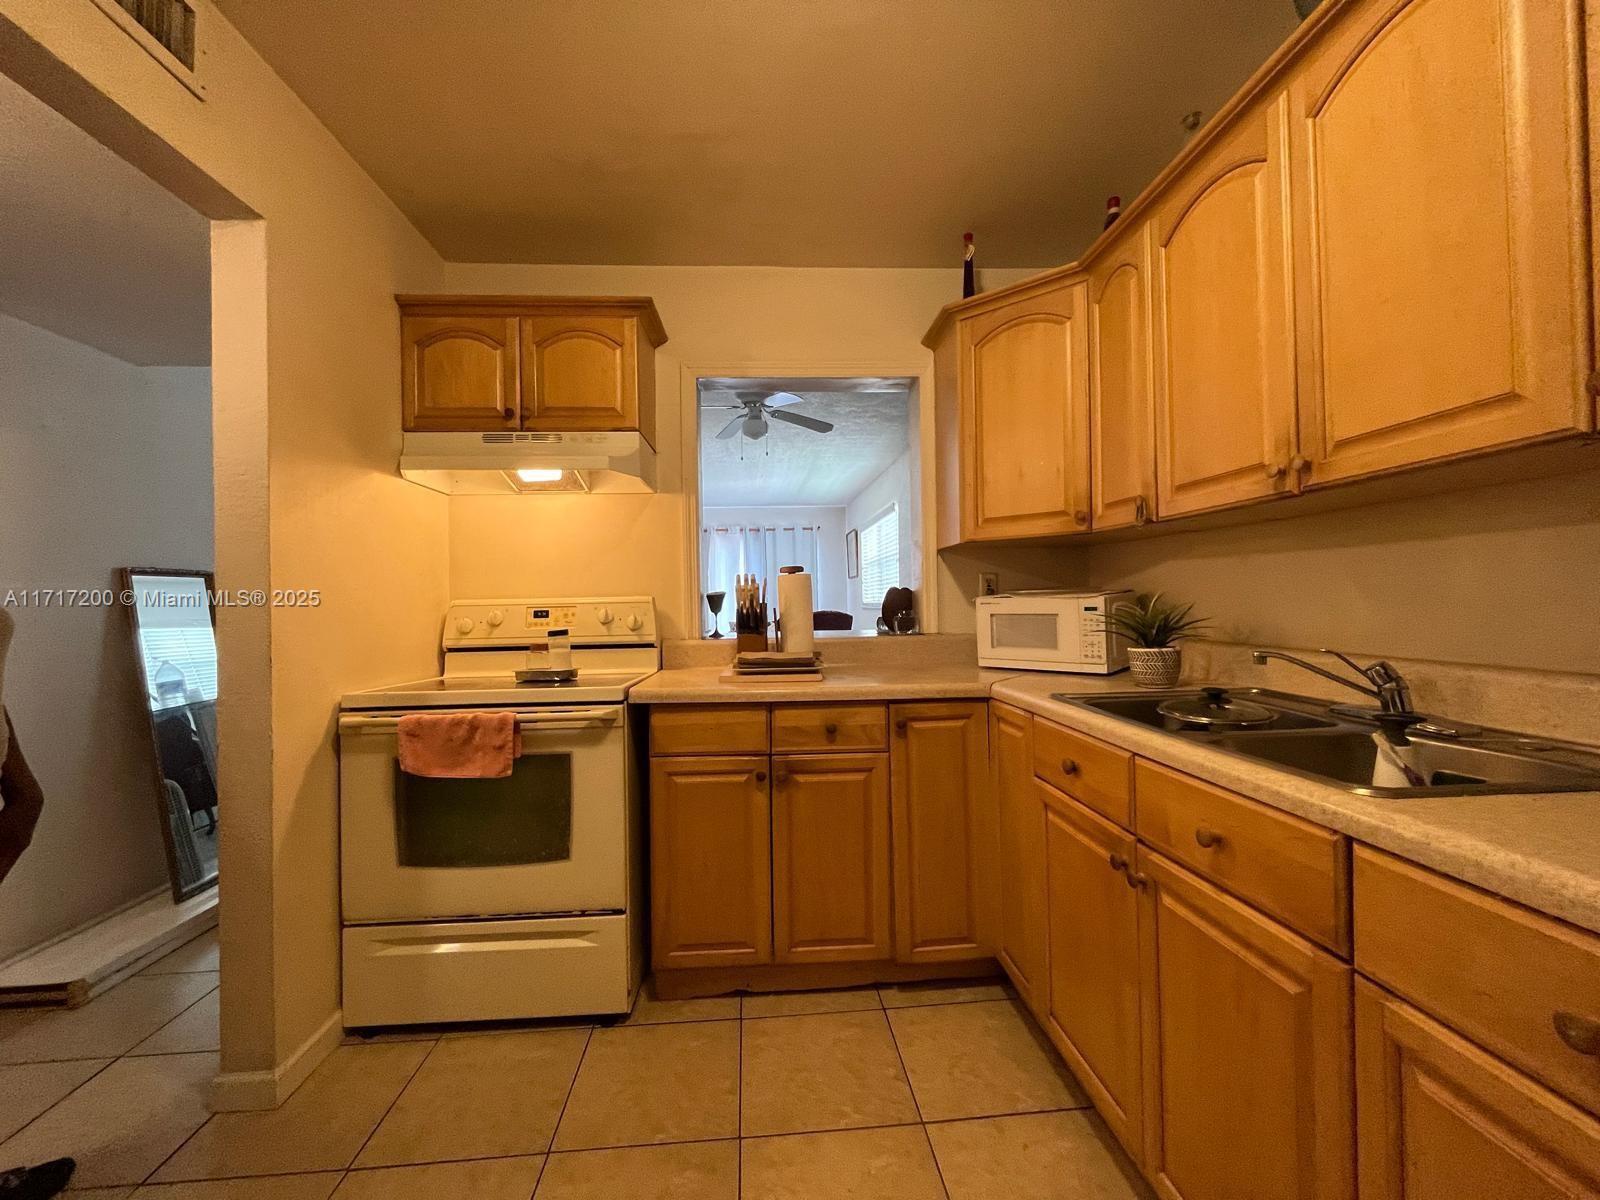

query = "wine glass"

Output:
[[705, 591, 726, 638]]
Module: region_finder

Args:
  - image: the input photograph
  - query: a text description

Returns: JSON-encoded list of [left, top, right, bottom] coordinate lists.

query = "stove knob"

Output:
[[486, 609, 505, 628], [597, 607, 614, 626], [625, 613, 643, 632], [455, 617, 475, 635]]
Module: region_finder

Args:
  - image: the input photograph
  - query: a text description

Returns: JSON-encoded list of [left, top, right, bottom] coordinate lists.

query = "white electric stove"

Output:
[[337, 597, 658, 1029]]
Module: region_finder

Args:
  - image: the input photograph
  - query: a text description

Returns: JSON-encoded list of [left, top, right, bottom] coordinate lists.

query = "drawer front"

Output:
[[1032, 718, 1133, 827], [1134, 760, 1348, 953], [772, 704, 888, 753], [650, 705, 769, 756], [1354, 847, 1600, 1118]]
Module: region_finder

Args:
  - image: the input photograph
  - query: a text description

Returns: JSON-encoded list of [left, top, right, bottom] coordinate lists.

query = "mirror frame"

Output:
[[117, 567, 219, 902]]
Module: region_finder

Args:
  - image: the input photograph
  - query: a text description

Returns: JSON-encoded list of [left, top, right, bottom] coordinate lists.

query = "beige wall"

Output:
[[0, 314, 211, 959], [1085, 466, 1600, 677], [0, 0, 449, 1098], [443, 262, 1083, 634]]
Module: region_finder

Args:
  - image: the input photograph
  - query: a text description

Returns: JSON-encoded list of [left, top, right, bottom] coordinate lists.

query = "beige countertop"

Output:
[[992, 673, 1600, 936], [629, 663, 1016, 705]]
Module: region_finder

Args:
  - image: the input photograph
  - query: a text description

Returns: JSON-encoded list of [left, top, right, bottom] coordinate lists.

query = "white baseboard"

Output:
[[208, 1007, 342, 1112]]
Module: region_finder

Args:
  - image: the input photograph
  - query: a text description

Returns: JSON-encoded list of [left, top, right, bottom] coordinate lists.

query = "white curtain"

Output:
[[700, 523, 821, 632]]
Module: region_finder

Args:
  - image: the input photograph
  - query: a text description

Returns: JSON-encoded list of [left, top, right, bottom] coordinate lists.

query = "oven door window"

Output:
[[990, 612, 1060, 650], [394, 753, 573, 868]]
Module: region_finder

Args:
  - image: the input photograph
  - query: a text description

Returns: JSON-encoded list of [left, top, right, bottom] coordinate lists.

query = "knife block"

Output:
[[735, 604, 769, 653]]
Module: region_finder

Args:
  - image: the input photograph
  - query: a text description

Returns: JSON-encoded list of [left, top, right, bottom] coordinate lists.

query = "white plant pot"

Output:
[[1127, 646, 1182, 689]]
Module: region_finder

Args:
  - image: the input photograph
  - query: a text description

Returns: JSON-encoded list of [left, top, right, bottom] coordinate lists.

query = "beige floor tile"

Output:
[[623, 980, 739, 1026], [131, 990, 220, 1056], [878, 979, 1012, 1009], [928, 1110, 1152, 1199], [888, 1000, 1085, 1121], [741, 1126, 947, 1200], [131, 1175, 342, 1199], [741, 1011, 919, 1136], [552, 1021, 738, 1151], [152, 1041, 430, 1181], [741, 988, 881, 1019], [355, 1027, 588, 1166], [333, 1156, 545, 1199], [69, 1190, 135, 1199], [0, 1057, 108, 1140], [140, 930, 221, 976], [0, 1051, 215, 1188], [0, 975, 218, 1063], [535, 1141, 737, 1200]]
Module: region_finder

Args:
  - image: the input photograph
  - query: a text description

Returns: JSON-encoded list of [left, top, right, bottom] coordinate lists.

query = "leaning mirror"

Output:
[[119, 569, 219, 900]]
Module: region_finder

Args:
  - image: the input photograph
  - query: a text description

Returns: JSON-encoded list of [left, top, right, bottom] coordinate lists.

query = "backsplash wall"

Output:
[[1085, 463, 1600, 677]]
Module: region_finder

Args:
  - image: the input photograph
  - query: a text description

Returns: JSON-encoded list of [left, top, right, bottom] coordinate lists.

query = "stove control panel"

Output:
[[444, 597, 657, 647]]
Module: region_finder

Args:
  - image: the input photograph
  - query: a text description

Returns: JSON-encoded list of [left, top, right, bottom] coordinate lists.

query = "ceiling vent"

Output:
[[92, 0, 204, 97]]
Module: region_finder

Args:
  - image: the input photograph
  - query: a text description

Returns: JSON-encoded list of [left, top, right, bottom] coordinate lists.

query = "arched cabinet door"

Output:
[[1153, 94, 1299, 519], [401, 316, 520, 431], [1289, 0, 1589, 486], [521, 315, 639, 432], [1089, 223, 1157, 530], [957, 280, 1091, 540]]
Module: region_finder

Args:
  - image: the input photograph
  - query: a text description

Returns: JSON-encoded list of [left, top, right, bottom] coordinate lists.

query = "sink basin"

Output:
[[1061, 689, 1600, 797]]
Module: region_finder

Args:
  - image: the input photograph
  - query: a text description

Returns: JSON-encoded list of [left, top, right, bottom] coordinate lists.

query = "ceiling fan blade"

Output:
[[768, 409, 834, 434], [715, 414, 745, 439], [764, 391, 807, 408], [700, 404, 744, 410]]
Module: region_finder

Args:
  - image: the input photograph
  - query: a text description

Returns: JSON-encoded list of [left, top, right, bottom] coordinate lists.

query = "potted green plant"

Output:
[[1107, 593, 1210, 688]]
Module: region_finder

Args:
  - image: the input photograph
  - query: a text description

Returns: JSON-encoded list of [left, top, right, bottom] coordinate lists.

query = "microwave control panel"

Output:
[[1079, 604, 1108, 661]]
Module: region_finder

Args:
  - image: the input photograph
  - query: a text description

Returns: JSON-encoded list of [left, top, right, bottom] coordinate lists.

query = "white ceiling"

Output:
[[0, 75, 210, 367], [699, 380, 911, 508], [213, 0, 1299, 267]]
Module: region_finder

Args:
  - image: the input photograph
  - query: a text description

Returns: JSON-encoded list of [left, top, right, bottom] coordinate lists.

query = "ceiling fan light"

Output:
[[743, 416, 768, 440]]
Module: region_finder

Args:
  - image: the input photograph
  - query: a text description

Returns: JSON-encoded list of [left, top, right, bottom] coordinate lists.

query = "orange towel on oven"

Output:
[[396, 711, 521, 779]]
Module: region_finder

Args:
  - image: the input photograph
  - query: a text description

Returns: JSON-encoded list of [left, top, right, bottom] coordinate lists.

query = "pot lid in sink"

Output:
[[1157, 688, 1277, 729]]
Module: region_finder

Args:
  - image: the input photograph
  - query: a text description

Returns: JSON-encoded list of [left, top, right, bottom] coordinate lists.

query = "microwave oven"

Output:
[[975, 590, 1132, 674]]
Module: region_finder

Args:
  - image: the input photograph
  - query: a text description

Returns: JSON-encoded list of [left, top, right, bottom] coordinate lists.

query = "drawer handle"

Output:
[[1108, 853, 1129, 874], [1124, 869, 1150, 891], [1194, 828, 1224, 850], [1553, 1011, 1600, 1056], [1060, 758, 1079, 776], [824, 722, 839, 739], [754, 770, 768, 783]]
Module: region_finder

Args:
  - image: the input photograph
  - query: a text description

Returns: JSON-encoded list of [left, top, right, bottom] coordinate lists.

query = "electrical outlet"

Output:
[[979, 572, 1000, 597]]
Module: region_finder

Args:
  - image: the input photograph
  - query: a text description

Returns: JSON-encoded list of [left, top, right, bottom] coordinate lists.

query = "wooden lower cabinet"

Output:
[[890, 701, 995, 963], [771, 753, 892, 964], [1043, 784, 1144, 1161], [991, 702, 1049, 1014], [1137, 848, 1354, 1200], [1355, 978, 1600, 1199], [649, 755, 772, 969]]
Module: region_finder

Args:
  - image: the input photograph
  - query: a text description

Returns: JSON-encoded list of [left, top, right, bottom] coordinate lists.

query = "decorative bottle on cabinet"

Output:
[[962, 232, 976, 298]]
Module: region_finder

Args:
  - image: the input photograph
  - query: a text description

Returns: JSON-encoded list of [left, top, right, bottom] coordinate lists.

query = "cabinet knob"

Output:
[[754, 770, 767, 783], [1124, 870, 1150, 891], [1073, 510, 1090, 528], [824, 722, 839, 739], [1060, 758, 1079, 776], [895, 719, 908, 734], [1134, 495, 1150, 526], [1194, 827, 1224, 850], [1290, 454, 1310, 475], [773, 771, 789, 786], [1553, 1011, 1600, 1056], [1265, 462, 1287, 480], [1108, 853, 1129, 873]]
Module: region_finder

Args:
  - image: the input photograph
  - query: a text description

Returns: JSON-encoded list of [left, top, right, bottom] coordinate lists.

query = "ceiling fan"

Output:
[[703, 391, 835, 441]]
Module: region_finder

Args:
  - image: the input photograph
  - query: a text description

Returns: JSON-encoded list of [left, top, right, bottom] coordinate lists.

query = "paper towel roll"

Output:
[[777, 568, 814, 655]]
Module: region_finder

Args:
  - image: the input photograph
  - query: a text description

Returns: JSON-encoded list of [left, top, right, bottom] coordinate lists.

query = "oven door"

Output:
[[338, 706, 628, 923]]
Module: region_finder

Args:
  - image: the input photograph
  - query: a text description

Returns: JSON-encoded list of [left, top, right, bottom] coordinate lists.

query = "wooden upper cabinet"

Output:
[[991, 703, 1049, 1016], [957, 280, 1092, 540], [1043, 785, 1144, 1163], [1089, 223, 1157, 531], [1355, 979, 1600, 1200], [889, 701, 996, 963], [401, 316, 521, 431], [1138, 848, 1354, 1200], [771, 753, 893, 964], [1152, 94, 1299, 519], [1290, 0, 1591, 486], [398, 297, 666, 443], [648, 755, 772, 970]]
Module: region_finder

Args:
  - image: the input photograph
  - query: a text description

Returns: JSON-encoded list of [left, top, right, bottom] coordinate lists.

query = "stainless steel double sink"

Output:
[[1055, 688, 1600, 798]]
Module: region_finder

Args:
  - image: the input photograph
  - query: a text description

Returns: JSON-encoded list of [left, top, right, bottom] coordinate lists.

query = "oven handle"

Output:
[[339, 708, 622, 733]]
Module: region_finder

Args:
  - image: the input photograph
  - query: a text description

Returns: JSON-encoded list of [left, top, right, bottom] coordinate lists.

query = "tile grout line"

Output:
[[123, 978, 222, 1057], [540, 1023, 595, 1165], [736, 1010, 744, 1199], [0, 1054, 120, 1150], [881, 1003, 954, 1200], [342, 1036, 444, 1173]]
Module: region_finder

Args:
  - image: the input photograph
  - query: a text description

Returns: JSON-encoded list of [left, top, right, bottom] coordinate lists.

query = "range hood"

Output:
[[399, 430, 657, 496]]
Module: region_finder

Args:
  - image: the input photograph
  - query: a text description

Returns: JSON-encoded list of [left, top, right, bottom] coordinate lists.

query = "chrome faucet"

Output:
[[1250, 648, 1416, 718]]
